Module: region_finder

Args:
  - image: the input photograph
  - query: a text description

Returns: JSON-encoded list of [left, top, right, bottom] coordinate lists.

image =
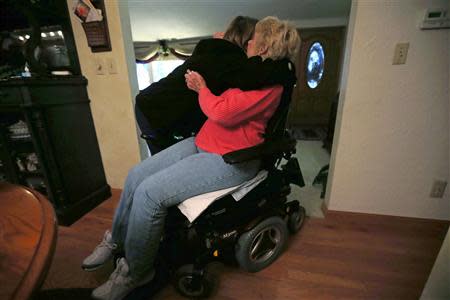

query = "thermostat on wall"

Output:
[[420, 8, 450, 30]]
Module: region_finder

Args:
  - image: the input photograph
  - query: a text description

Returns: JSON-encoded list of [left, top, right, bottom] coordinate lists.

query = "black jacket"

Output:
[[136, 38, 296, 134]]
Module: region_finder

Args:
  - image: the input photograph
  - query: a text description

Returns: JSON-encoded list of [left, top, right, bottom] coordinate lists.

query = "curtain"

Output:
[[134, 42, 160, 63], [134, 36, 211, 63]]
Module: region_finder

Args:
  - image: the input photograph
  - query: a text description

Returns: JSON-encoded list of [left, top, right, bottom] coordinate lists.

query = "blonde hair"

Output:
[[254, 16, 300, 61]]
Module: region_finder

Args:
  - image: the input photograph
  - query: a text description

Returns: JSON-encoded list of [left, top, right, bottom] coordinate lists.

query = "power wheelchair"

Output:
[[132, 83, 306, 299]]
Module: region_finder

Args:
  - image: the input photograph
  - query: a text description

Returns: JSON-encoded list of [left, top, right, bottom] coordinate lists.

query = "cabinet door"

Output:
[[1, 78, 111, 226]]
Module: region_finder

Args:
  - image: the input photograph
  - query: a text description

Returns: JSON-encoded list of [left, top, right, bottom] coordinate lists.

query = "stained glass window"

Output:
[[306, 42, 325, 89]]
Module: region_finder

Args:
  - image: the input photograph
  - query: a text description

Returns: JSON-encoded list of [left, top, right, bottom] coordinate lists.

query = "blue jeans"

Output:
[[110, 137, 260, 279]]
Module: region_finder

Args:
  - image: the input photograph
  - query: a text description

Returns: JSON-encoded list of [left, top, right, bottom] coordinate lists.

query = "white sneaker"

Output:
[[91, 257, 155, 300], [82, 230, 117, 271]]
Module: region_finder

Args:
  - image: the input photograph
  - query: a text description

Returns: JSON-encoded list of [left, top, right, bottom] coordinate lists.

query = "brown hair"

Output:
[[254, 16, 300, 61], [223, 16, 258, 51]]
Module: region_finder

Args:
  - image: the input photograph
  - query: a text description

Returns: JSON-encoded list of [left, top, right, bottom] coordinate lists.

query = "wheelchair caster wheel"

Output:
[[173, 264, 217, 299], [235, 216, 288, 273], [288, 205, 306, 234]]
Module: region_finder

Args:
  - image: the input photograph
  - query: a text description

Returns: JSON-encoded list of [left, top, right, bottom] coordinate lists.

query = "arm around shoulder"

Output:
[[218, 57, 296, 91]]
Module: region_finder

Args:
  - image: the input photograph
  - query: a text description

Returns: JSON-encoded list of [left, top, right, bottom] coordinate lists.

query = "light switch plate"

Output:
[[430, 180, 447, 198], [95, 57, 105, 75], [107, 57, 118, 74], [393, 42, 409, 65]]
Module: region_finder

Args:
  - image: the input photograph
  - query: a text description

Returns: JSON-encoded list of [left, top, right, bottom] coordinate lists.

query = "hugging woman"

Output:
[[135, 15, 296, 154], [85, 16, 300, 300]]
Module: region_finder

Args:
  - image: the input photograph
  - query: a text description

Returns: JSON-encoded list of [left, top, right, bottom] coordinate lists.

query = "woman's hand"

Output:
[[185, 70, 207, 93]]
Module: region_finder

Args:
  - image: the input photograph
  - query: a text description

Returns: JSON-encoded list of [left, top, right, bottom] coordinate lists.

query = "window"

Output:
[[136, 59, 184, 90], [306, 42, 325, 89], [136, 63, 151, 90]]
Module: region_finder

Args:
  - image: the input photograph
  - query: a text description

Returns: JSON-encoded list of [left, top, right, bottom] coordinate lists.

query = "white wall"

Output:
[[421, 10, 450, 299], [327, 0, 450, 220], [67, 0, 141, 188], [420, 229, 450, 299]]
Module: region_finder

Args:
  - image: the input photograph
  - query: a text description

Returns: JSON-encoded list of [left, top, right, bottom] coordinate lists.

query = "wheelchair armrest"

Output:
[[222, 144, 263, 164], [222, 136, 296, 164]]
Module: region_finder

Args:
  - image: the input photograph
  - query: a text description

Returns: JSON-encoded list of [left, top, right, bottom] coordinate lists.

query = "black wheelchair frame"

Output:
[[131, 82, 306, 299]]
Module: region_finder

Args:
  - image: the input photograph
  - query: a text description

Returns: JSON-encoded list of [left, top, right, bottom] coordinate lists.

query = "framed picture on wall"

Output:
[[73, 0, 91, 22]]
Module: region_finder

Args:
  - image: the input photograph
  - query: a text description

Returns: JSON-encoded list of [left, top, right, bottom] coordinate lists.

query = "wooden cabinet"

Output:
[[0, 76, 110, 225]]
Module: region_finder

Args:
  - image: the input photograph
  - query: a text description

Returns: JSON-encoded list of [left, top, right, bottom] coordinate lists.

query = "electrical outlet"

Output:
[[107, 57, 118, 74], [94, 57, 105, 75], [393, 42, 409, 65], [430, 180, 447, 198]]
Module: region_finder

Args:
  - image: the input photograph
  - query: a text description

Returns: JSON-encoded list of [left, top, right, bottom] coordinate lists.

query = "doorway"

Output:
[[290, 27, 344, 128], [287, 26, 345, 217]]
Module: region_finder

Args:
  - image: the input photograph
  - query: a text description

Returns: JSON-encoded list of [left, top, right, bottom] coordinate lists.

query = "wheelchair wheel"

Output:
[[288, 205, 306, 234], [235, 216, 288, 273], [173, 264, 217, 299]]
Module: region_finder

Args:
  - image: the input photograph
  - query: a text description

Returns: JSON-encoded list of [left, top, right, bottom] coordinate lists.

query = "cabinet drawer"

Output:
[[0, 88, 22, 105]]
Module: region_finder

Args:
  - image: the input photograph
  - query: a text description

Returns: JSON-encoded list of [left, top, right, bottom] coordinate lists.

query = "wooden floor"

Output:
[[41, 189, 449, 299]]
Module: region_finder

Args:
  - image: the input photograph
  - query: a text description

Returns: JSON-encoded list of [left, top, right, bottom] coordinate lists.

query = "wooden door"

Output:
[[288, 27, 345, 127]]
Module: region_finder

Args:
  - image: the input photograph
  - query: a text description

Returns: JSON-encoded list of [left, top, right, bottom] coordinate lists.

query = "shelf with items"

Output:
[[13, 152, 41, 174], [0, 111, 47, 192], [7, 120, 31, 140], [1, 0, 82, 78], [14, 152, 46, 192]]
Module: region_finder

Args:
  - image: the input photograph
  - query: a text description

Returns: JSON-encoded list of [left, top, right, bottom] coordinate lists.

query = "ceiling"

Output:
[[127, 0, 352, 42]]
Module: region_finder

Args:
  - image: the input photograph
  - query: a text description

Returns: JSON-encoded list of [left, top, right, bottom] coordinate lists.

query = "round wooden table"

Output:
[[0, 182, 58, 300]]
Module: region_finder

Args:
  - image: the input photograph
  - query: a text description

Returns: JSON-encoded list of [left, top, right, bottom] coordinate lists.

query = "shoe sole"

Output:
[[82, 263, 106, 272]]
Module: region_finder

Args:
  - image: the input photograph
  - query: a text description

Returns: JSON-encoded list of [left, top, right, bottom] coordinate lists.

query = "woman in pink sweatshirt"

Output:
[[85, 17, 300, 300]]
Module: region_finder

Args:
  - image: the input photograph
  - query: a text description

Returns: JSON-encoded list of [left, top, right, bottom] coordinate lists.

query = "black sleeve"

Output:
[[217, 57, 297, 91]]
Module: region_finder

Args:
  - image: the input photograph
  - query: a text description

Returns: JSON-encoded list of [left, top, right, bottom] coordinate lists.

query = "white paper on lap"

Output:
[[177, 170, 268, 222]]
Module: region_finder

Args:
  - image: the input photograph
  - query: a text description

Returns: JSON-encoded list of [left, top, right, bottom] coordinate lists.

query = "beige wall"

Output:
[[67, 0, 140, 188], [327, 0, 450, 220], [420, 229, 450, 299]]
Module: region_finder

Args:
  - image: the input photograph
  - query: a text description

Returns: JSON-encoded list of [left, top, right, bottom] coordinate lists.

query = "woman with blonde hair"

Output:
[[87, 16, 299, 300], [135, 15, 296, 154]]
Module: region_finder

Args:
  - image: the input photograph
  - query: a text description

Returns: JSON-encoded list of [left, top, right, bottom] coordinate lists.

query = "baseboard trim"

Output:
[[324, 209, 450, 224]]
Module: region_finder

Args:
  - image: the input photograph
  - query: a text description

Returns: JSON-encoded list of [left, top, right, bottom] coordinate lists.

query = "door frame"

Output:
[[323, 4, 356, 209]]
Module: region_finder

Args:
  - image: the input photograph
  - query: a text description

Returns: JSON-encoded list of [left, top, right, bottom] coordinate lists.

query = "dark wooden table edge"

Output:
[[11, 186, 58, 300]]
